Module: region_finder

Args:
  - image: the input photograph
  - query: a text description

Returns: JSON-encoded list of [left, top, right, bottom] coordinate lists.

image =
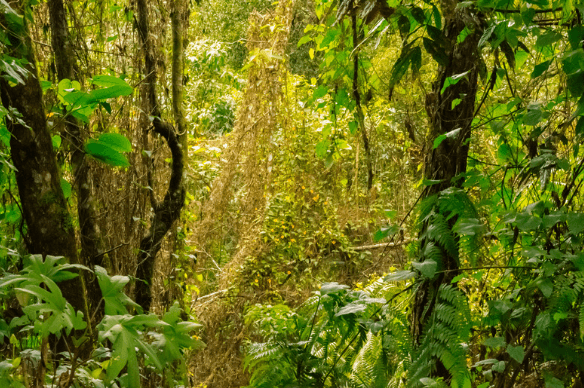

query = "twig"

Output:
[[435, 265, 534, 274], [92, 242, 129, 261], [352, 239, 413, 251]]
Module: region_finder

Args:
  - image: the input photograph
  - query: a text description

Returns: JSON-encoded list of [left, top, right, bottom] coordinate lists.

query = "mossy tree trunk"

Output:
[[411, 0, 483, 380], [47, 0, 105, 323], [0, 0, 90, 335]]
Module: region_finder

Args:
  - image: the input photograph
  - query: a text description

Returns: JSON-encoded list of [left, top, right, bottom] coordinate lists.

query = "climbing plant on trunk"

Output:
[[409, 0, 484, 383]]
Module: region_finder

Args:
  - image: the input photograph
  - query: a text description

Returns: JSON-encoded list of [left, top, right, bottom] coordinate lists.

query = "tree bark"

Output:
[[351, 3, 373, 192], [134, 0, 186, 312], [0, 1, 89, 327], [411, 0, 482, 380], [47, 0, 105, 322]]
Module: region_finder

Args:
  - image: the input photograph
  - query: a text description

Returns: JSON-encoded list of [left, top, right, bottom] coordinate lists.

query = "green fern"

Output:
[[244, 279, 414, 388], [408, 285, 471, 388]]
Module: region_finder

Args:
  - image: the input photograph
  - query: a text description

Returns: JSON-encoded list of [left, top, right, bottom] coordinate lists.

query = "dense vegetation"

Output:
[[1, 0, 584, 387]]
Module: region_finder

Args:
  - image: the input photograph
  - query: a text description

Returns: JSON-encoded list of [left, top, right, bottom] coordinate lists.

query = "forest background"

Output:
[[1, 0, 584, 387]]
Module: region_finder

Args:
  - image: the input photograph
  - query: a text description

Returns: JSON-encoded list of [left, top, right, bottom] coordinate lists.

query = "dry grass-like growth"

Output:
[[190, 2, 295, 387]]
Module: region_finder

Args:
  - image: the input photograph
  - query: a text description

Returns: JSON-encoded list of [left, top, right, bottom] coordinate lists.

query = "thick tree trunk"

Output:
[[411, 0, 482, 380], [47, 0, 105, 322], [134, 0, 186, 312], [0, 3, 89, 326]]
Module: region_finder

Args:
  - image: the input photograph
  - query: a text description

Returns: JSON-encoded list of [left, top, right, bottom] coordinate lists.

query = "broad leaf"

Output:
[[412, 260, 438, 278], [85, 142, 130, 167]]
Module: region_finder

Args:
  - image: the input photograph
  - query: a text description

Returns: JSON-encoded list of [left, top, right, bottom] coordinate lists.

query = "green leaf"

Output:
[[411, 7, 426, 24], [433, 128, 461, 149], [91, 75, 133, 95], [315, 140, 329, 159], [385, 270, 416, 282], [531, 60, 552, 78], [313, 86, 327, 100], [545, 376, 564, 388], [451, 273, 465, 283], [453, 218, 484, 236], [423, 37, 448, 66], [516, 212, 541, 231], [441, 71, 470, 94], [158, 302, 203, 360], [97, 133, 132, 153], [297, 35, 312, 47], [536, 31, 562, 47], [390, 45, 422, 87], [422, 179, 444, 186], [538, 278, 554, 298], [63, 90, 93, 107], [478, 23, 496, 48], [507, 345, 525, 363], [523, 106, 543, 126], [543, 212, 565, 229], [60, 178, 71, 200], [398, 15, 410, 35], [335, 303, 367, 316], [562, 49, 584, 76], [85, 142, 129, 167], [492, 360, 506, 373], [319, 282, 349, 295], [412, 260, 438, 278], [51, 135, 61, 149], [89, 86, 132, 101], [319, 29, 340, 49], [567, 213, 584, 235], [373, 225, 399, 242], [95, 266, 140, 315], [483, 337, 506, 348]]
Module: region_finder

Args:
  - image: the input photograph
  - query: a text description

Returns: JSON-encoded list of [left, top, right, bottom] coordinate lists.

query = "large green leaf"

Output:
[[536, 31, 562, 47], [385, 270, 416, 282], [95, 266, 140, 315], [507, 345, 525, 363], [319, 282, 349, 295], [85, 142, 129, 167], [335, 303, 367, 316], [531, 60, 552, 78], [97, 133, 132, 153], [157, 302, 204, 361], [91, 75, 133, 96], [567, 213, 584, 235], [412, 260, 438, 278], [99, 314, 166, 386]]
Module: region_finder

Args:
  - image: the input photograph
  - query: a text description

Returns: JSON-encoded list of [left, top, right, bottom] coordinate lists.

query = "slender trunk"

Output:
[[171, 0, 187, 146], [135, 0, 186, 312], [351, 4, 373, 192], [47, 0, 105, 324], [411, 0, 482, 380]]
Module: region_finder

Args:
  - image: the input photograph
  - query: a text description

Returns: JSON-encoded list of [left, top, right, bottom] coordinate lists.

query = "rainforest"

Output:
[[1, 0, 584, 387]]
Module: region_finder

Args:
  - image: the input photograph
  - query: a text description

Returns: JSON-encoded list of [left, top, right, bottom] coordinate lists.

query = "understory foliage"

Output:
[[0, 255, 203, 387], [2, 0, 584, 386]]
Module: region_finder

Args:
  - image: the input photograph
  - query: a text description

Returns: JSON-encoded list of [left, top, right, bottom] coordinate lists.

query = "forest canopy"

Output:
[[1, 0, 584, 387]]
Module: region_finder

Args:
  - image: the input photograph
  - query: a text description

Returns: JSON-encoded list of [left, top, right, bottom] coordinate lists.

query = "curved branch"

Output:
[[134, 0, 186, 312]]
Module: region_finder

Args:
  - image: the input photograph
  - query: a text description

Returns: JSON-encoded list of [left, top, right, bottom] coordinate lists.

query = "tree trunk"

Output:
[[134, 0, 186, 312], [411, 0, 482, 380], [0, 1, 89, 329], [351, 4, 373, 192], [47, 0, 105, 323]]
